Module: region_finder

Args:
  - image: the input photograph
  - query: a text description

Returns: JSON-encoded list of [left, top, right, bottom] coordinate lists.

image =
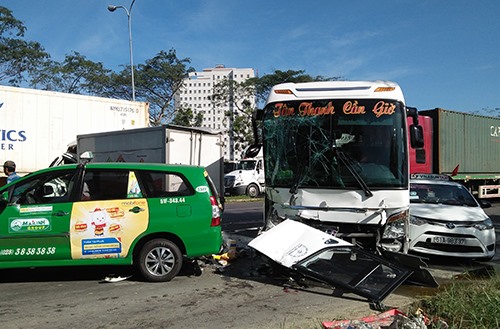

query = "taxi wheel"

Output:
[[137, 239, 182, 282]]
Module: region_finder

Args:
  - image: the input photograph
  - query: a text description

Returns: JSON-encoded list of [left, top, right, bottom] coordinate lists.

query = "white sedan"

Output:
[[409, 175, 496, 260]]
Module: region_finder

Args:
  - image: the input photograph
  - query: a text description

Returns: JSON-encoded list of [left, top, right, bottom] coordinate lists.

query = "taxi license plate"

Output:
[[432, 237, 466, 245]]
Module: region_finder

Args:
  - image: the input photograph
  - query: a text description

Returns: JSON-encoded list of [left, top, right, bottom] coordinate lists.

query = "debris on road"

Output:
[[322, 308, 423, 329], [322, 308, 449, 329], [248, 219, 435, 309], [100, 275, 132, 283]]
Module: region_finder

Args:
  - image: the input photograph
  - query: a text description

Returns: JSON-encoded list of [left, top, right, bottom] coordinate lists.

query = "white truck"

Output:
[[0, 85, 149, 179], [224, 147, 265, 197], [76, 125, 225, 201]]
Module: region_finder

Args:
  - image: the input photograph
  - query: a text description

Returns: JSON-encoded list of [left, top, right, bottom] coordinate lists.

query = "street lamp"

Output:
[[108, 0, 136, 101]]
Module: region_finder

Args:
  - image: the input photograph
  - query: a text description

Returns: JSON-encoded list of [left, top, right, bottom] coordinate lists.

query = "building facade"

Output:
[[174, 65, 255, 161]]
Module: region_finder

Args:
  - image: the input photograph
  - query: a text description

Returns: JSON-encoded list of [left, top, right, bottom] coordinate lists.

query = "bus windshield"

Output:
[[262, 99, 408, 190]]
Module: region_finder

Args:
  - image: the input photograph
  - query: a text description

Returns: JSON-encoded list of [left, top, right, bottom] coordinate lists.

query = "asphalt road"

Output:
[[0, 199, 498, 329], [222, 200, 264, 232]]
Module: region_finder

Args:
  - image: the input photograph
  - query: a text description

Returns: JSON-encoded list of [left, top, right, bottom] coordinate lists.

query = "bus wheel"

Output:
[[247, 183, 259, 198], [137, 239, 182, 282]]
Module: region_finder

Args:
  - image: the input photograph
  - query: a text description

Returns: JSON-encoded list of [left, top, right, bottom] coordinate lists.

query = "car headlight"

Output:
[[473, 218, 494, 231], [409, 215, 428, 226]]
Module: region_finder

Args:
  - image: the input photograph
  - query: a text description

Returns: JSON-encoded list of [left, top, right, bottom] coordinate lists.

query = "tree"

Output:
[[230, 104, 255, 152], [211, 70, 341, 155], [30, 51, 112, 94], [211, 77, 256, 155], [134, 49, 194, 126], [99, 68, 135, 100], [0, 6, 49, 85], [171, 107, 203, 127]]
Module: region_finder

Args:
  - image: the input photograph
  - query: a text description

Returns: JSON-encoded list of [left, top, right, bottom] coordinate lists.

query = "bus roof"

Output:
[[266, 80, 405, 104]]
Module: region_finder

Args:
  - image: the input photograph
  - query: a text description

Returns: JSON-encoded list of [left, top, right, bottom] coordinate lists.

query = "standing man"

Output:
[[4, 160, 20, 184]]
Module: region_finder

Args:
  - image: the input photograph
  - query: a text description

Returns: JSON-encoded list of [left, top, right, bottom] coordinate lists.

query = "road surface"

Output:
[[0, 199, 498, 329]]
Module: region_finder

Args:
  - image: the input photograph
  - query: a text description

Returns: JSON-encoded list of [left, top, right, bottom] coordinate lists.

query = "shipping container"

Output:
[[417, 108, 500, 197], [0, 85, 149, 177]]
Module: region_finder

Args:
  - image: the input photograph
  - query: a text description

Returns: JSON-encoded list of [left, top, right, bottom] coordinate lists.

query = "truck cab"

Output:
[[224, 149, 265, 198]]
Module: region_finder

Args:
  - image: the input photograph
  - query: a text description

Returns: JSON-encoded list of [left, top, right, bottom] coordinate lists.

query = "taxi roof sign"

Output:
[[410, 173, 451, 181]]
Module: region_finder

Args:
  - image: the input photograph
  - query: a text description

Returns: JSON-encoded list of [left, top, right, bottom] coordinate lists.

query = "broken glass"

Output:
[[262, 99, 408, 191]]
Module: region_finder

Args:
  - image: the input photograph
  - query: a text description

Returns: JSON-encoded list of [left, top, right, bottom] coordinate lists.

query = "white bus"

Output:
[[247, 80, 423, 254]]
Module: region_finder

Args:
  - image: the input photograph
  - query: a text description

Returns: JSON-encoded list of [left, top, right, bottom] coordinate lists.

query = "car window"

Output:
[[410, 183, 477, 206], [138, 171, 193, 197], [11, 170, 77, 205], [82, 170, 144, 201]]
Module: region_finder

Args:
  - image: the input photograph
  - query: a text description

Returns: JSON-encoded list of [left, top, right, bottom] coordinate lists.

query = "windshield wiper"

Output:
[[335, 148, 373, 198], [289, 163, 306, 195], [441, 200, 467, 206]]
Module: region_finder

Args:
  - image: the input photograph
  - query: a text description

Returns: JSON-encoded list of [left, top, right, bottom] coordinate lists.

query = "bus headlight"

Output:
[[382, 211, 408, 240]]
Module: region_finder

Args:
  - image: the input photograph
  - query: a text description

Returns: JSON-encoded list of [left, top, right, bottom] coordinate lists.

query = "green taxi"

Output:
[[0, 159, 223, 282]]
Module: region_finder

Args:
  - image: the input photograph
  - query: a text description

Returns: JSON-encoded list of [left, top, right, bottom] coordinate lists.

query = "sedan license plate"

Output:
[[432, 236, 466, 245]]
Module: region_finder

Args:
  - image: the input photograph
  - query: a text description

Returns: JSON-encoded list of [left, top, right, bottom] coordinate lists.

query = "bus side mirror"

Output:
[[251, 109, 264, 146], [244, 144, 262, 158], [409, 124, 424, 148]]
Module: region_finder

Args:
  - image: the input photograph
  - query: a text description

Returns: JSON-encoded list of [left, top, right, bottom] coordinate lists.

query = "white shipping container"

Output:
[[0, 85, 149, 175]]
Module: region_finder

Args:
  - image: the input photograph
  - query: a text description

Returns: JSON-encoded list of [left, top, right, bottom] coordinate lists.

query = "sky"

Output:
[[4, 0, 500, 114]]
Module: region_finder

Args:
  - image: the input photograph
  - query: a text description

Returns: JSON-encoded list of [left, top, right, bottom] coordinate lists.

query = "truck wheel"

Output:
[[247, 183, 260, 198], [137, 239, 182, 282]]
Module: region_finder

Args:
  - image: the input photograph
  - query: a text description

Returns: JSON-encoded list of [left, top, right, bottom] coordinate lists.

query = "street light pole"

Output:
[[108, 0, 136, 101]]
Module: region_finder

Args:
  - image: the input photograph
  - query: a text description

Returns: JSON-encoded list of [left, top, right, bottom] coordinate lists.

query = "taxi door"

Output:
[[0, 170, 77, 263], [68, 169, 149, 260]]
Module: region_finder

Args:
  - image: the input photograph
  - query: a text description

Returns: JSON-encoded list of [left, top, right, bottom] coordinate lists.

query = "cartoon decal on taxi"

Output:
[[70, 200, 149, 259], [90, 208, 111, 236]]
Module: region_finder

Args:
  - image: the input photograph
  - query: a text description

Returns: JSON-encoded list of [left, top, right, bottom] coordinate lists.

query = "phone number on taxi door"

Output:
[[0, 247, 57, 256], [15, 247, 57, 256]]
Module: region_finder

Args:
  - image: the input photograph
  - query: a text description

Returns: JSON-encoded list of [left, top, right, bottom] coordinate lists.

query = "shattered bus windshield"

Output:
[[262, 99, 408, 189]]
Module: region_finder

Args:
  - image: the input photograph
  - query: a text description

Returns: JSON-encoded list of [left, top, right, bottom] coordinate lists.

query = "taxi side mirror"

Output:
[[0, 190, 9, 205]]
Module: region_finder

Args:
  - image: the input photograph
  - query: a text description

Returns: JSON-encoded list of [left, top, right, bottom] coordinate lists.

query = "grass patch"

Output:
[[410, 272, 500, 328]]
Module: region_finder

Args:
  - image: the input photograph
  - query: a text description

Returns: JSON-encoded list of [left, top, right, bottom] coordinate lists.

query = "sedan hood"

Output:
[[410, 203, 488, 222]]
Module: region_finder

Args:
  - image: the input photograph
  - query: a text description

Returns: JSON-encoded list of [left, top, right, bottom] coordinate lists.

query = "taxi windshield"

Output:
[[410, 183, 478, 207]]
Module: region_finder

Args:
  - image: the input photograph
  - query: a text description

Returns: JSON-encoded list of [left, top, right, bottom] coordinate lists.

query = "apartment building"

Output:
[[174, 65, 255, 161]]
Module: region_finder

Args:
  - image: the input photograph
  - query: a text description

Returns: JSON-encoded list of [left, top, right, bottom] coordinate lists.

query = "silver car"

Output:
[[409, 174, 495, 260]]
